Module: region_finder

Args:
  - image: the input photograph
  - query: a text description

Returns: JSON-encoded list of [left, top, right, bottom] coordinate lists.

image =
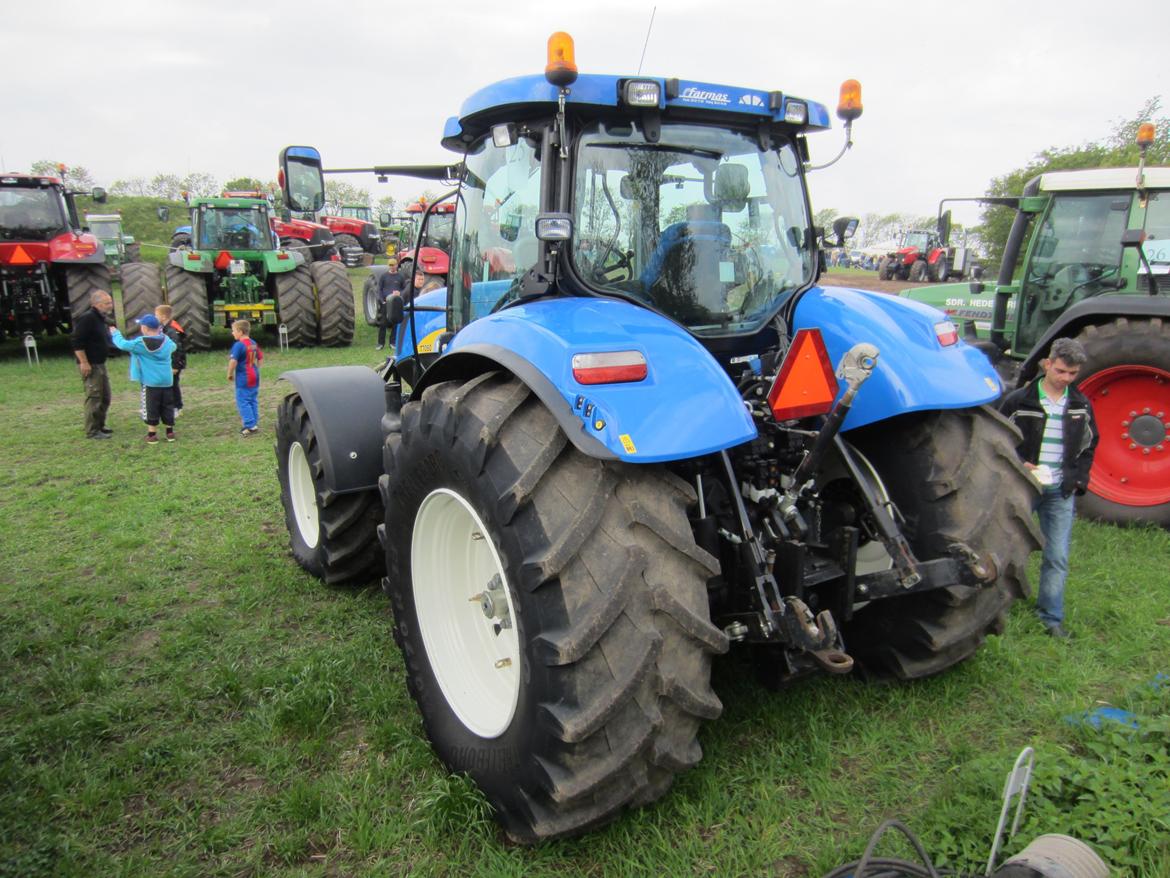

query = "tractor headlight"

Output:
[[784, 101, 808, 125], [622, 79, 661, 107]]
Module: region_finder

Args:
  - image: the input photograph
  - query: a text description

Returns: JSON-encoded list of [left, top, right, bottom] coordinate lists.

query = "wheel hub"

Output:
[[1128, 414, 1166, 448]]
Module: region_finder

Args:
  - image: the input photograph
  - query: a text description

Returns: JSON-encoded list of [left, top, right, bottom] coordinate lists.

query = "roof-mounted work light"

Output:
[[622, 79, 661, 107]]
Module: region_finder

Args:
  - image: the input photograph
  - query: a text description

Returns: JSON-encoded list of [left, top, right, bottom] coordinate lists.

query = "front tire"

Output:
[[311, 261, 355, 347], [844, 407, 1041, 679], [909, 260, 928, 282], [363, 273, 380, 326], [276, 393, 383, 583], [63, 264, 112, 327], [381, 373, 728, 842], [1075, 318, 1170, 527]]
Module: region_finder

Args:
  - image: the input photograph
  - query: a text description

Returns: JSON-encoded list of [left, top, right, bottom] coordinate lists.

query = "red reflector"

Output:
[[767, 328, 839, 420], [934, 320, 959, 346], [214, 250, 232, 270], [277, 252, 289, 260], [572, 351, 647, 385], [10, 245, 34, 265], [186, 252, 201, 261]]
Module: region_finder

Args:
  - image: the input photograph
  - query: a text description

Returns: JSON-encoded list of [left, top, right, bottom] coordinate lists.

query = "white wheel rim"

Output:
[[412, 488, 520, 738], [288, 442, 320, 549]]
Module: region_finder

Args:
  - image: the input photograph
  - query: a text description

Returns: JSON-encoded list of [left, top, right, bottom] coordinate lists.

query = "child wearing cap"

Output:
[[227, 319, 263, 435], [110, 314, 178, 444], [155, 304, 187, 417]]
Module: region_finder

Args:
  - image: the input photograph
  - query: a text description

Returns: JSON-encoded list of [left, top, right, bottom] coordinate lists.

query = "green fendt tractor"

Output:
[[85, 212, 140, 274], [119, 195, 354, 350], [903, 133, 1169, 527]]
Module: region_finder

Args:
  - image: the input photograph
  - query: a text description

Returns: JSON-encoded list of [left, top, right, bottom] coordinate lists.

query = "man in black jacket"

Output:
[[998, 337, 1099, 638], [71, 290, 115, 438]]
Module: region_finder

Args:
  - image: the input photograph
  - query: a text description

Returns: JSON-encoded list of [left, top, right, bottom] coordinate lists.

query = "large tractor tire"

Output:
[[334, 233, 361, 266], [381, 373, 728, 842], [844, 407, 1041, 680], [908, 260, 928, 282], [170, 232, 191, 251], [273, 265, 317, 347], [164, 264, 211, 351], [362, 273, 380, 326], [311, 261, 354, 347], [119, 262, 164, 331], [1074, 317, 1170, 527], [275, 393, 383, 583], [933, 256, 949, 283], [124, 242, 142, 263], [63, 264, 112, 327]]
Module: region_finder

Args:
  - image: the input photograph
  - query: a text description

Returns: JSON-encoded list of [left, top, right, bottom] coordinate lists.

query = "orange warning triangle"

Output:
[[9, 245, 34, 265], [767, 328, 840, 420]]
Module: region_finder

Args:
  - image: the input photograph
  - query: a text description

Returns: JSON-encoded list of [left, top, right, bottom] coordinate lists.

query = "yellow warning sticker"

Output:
[[619, 433, 637, 454]]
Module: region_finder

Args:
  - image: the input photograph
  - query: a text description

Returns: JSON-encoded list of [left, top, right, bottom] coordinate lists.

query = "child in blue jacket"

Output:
[[110, 314, 177, 444]]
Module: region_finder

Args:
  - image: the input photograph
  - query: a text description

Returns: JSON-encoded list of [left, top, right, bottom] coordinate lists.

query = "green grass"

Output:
[[1, 271, 1168, 876]]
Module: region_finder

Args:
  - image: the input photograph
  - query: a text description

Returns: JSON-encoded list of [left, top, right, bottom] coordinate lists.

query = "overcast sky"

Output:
[[2, 0, 1165, 229]]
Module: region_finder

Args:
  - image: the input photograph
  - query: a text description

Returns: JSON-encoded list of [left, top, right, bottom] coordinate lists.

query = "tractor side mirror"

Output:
[[380, 212, 392, 226], [279, 145, 326, 213], [1120, 228, 1147, 249], [937, 209, 952, 246], [832, 216, 859, 246], [91, 187, 107, 204], [156, 206, 170, 222]]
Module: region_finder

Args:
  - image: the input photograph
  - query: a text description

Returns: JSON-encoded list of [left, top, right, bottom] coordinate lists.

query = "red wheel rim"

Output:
[[1079, 364, 1170, 507]]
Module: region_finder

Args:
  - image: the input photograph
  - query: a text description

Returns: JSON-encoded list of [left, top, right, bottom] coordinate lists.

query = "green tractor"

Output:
[[119, 195, 354, 350], [903, 145, 1170, 527], [84, 212, 140, 274]]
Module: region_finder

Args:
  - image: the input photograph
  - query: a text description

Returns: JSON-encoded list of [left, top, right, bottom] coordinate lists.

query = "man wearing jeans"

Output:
[[998, 338, 1099, 638]]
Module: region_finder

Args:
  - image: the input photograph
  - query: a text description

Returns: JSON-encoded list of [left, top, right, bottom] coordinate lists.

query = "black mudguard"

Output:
[[279, 366, 386, 495]]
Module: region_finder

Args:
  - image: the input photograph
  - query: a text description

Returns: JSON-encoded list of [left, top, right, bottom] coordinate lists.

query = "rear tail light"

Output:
[[934, 320, 959, 346], [768, 328, 839, 420], [572, 351, 647, 385], [186, 252, 201, 261]]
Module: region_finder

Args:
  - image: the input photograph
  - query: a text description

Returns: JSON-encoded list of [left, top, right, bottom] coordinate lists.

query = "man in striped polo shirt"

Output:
[[999, 338, 1098, 638]]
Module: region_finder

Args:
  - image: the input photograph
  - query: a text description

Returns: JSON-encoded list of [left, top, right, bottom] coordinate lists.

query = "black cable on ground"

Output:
[[821, 818, 962, 878]]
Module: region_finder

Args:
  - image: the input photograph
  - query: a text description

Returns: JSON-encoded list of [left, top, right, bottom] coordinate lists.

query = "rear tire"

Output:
[[119, 262, 164, 331], [164, 265, 211, 351], [933, 256, 949, 282], [64, 264, 112, 328], [381, 373, 728, 842], [273, 266, 317, 347], [844, 407, 1041, 680], [170, 232, 191, 251], [282, 238, 314, 265], [1074, 318, 1170, 527], [276, 393, 382, 583], [311, 261, 354, 347]]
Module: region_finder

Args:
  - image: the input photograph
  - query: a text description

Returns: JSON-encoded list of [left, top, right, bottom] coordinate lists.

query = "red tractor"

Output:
[[877, 229, 946, 282], [395, 199, 455, 277], [320, 205, 383, 265], [0, 172, 112, 341]]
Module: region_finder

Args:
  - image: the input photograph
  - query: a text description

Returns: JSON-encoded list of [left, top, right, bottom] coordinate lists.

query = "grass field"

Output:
[[1, 270, 1168, 877]]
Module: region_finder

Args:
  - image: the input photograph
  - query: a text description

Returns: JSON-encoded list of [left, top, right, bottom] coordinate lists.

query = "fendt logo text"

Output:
[[680, 87, 730, 105]]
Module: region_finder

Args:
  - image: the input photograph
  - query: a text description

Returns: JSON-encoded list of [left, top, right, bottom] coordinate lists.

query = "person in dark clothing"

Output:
[[375, 257, 405, 350], [155, 304, 187, 415], [71, 290, 115, 439], [998, 337, 1098, 639]]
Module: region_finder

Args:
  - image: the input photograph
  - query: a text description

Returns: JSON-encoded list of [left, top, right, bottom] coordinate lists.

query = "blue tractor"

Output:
[[274, 34, 1039, 843]]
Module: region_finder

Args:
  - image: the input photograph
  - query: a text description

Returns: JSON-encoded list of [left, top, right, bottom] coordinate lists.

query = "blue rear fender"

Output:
[[425, 296, 757, 463], [793, 285, 1002, 430]]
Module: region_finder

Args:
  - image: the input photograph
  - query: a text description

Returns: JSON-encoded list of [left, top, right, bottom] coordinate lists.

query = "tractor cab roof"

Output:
[[193, 196, 270, 209], [85, 213, 122, 223], [1, 174, 63, 187], [440, 73, 831, 152], [1037, 166, 1170, 192]]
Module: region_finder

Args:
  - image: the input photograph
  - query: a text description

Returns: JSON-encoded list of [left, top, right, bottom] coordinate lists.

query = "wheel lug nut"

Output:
[[1130, 411, 1138, 417], [1122, 433, 1129, 439], [495, 658, 512, 669], [1143, 407, 1151, 414], [1122, 420, 1130, 426], [1130, 443, 1137, 449], [1121, 477, 1129, 483]]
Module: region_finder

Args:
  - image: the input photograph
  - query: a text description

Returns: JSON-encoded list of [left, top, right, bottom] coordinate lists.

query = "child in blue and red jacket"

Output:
[[226, 319, 263, 435]]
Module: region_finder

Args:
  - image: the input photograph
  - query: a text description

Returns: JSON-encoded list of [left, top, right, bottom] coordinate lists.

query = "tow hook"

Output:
[[949, 541, 998, 584], [781, 597, 854, 674]]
